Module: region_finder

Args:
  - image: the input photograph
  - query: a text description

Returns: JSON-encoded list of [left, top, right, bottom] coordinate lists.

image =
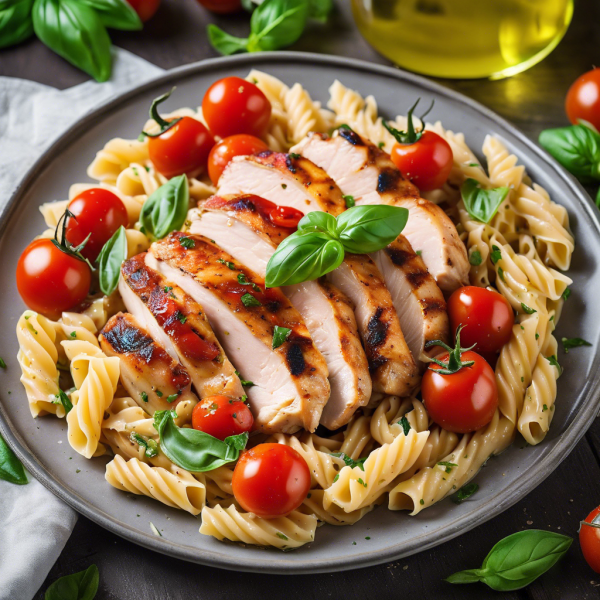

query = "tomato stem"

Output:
[[52, 209, 95, 270], [141, 88, 183, 139], [383, 98, 434, 145], [426, 325, 476, 375]]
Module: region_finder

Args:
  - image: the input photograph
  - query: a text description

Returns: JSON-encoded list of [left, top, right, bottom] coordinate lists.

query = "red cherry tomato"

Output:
[[202, 77, 272, 139], [390, 130, 453, 191], [148, 117, 215, 179], [17, 239, 91, 319], [448, 286, 513, 355], [65, 188, 129, 261], [566, 68, 600, 132], [232, 443, 311, 518], [196, 0, 241, 13], [580, 506, 600, 573], [422, 342, 498, 433], [192, 395, 253, 440], [208, 134, 269, 184], [126, 0, 160, 21], [269, 205, 304, 228]]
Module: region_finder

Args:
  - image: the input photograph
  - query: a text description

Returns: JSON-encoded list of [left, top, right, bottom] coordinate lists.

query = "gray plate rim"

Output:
[[0, 51, 597, 574]]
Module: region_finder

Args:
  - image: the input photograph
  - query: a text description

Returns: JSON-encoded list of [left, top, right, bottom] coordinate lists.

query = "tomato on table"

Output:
[[580, 506, 600, 573], [126, 0, 161, 21], [448, 286, 513, 355], [208, 134, 269, 184], [566, 68, 600, 131], [232, 443, 311, 518], [383, 99, 453, 191], [192, 395, 253, 440], [202, 77, 272, 139], [65, 188, 129, 261], [422, 327, 498, 433], [17, 239, 91, 319], [195, 0, 241, 13]]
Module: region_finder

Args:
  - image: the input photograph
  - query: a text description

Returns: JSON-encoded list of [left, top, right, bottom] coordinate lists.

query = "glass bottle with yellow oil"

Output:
[[351, 0, 573, 79]]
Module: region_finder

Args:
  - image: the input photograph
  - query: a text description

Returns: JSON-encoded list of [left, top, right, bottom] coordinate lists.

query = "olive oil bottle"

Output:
[[351, 0, 573, 79]]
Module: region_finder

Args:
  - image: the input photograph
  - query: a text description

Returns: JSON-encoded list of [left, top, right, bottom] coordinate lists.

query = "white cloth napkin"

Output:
[[0, 48, 163, 600]]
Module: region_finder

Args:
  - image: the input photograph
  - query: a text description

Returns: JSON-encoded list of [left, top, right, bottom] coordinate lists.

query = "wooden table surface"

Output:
[[2, 1, 600, 598]]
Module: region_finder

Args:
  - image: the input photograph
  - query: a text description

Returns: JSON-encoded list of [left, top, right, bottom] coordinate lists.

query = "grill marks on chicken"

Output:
[[147, 232, 330, 433]]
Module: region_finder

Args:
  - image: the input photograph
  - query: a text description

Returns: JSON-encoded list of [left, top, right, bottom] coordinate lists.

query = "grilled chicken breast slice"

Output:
[[120, 253, 243, 399], [100, 312, 198, 414], [292, 131, 469, 292], [370, 235, 449, 366], [326, 254, 419, 397], [189, 195, 372, 429], [147, 232, 330, 433], [217, 151, 346, 216]]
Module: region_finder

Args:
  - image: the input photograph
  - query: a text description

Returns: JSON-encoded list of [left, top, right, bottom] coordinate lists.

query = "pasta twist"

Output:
[[300, 489, 375, 526], [482, 135, 525, 190], [87, 138, 149, 185], [339, 413, 373, 459], [370, 396, 429, 445]]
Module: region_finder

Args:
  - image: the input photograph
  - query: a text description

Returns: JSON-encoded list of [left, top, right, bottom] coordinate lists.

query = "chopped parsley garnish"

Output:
[[333, 474, 340, 483], [156, 390, 163, 397], [415, 250, 422, 256], [179, 236, 195, 249], [241, 395, 248, 403], [437, 461, 458, 474], [357, 478, 367, 488], [176, 312, 187, 324], [451, 482, 479, 504], [232, 413, 237, 418], [272, 326, 291, 349], [546, 355, 562, 374], [521, 303, 536, 314], [27, 322, 38, 335], [378, 141, 385, 149], [53, 390, 73, 414], [469, 249, 482, 266], [276, 532, 288, 540], [365, 536, 371, 540], [543, 404, 548, 412], [241, 293, 261, 307], [420, 499, 425, 505], [468, 162, 480, 167], [130, 432, 158, 458], [217, 258, 236, 270], [535, 332, 539, 340], [562, 287, 571, 300], [490, 245, 502, 265], [164, 286, 173, 293], [237, 273, 261, 292], [343, 195, 355, 208], [140, 391, 148, 403], [70, 331, 77, 338], [561, 337, 592, 354], [281, 183, 287, 189], [0, 358, 6, 369], [235, 371, 254, 387], [331, 452, 367, 471], [289, 153, 300, 159], [497, 267, 505, 282], [398, 416, 411, 436], [166, 393, 179, 403]]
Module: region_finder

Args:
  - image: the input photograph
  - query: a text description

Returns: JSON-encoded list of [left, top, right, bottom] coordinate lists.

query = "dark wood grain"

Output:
[[2, 0, 599, 598]]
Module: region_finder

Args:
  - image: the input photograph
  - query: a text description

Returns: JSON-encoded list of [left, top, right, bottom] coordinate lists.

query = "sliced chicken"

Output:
[[370, 235, 449, 366], [217, 151, 346, 216], [100, 312, 198, 414], [189, 196, 372, 429], [147, 232, 330, 433], [120, 253, 243, 400], [326, 254, 419, 397], [292, 131, 469, 292]]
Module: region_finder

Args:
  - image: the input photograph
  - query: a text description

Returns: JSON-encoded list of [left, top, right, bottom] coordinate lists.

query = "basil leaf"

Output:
[[398, 416, 411, 435], [247, 0, 308, 52], [561, 337, 592, 353], [335, 205, 408, 253], [451, 482, 479, 504], [297, 210, 338, 237], [0, 0, 34, 49], [265, 232, 344, 287], [539, 123, 600, 183], [32, 0, 112, 82], [154, 410, 247, 472], [0, 432, 27, 485], [272, 325, 291, 349], [307, 0, 332, 21], [45, 564, 99, 600], [330, 452, 367, 471], [96, 225, 127, 296], [207, 23, 249, 55], [80, 0, 142, 30], [461, 178, 509, 224], [140, 175, 189, 241], [469, 248, 482, 266], [241, 292, 261, 307], [446, 530, 572, 591]]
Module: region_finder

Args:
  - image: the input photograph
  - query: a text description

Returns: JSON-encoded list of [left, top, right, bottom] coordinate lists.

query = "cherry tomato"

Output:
[[208, 134, 269, 184], [566, 68, 600, 132], [269, 205, 304, 229], [390, 130, 453, 191], [422, 332, 498, 433], [17, 239, 91, 319], [192, 395, 253, 440], [580, 506, 600, 573], [448, 286, 513, 355], [148, 117, 215, 179], [202, 77, 271, 139], [232, 443, 311, 518], [196, 0, 241, 13], [65, 188, 129, 261], [126, 0, 160, 21]]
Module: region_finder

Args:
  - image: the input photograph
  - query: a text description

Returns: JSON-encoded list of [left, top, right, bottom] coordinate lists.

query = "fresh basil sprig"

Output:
[[45, 564, 99, 600], [265, 205, 408, 287], [140, 175, 189, 241], [153, 410, 248, 472], [80, 0, 142, 30], [0, 0, 34, 49], [241, 0, 332, 21], [96, 225, 127, 296], [461, 178, 509, 224], [446, 530, 572, 591], [0, 432, 27, 485]]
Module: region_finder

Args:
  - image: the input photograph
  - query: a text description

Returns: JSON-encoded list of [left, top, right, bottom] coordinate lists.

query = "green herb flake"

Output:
[[561, 337, 592, 354], [241, 293, 262, 307], [53, 390, 73, 414], [179, 236, 195, 249], [438, 461, 458, 474], [176, 312, 187, 324], [238, 273, 262, 292], [546, 355, 562, 375], [141, 391, 148, 403], [281, 183, 287, 189], [378, 142, 385, 149], [130, 432, 159, 458], [333, 473, 340, 483], [398, 416, 411, 435], [0, 358, 6, 369], [451, 483, 479, 504], [289, 153, 300, 159], [490, 245, 502, 265], [416, 249, 422, 256], [543, 404, 548, 412], [69, 331, 77, 338], [241, 395, 248, 402], [166, 394, 179, 403], [498, 267, 505, 282], [235, 371, 255, 387], [272, 326, 291, 349], [420, 499, 425, 505], [521, 303, 537, 314], [562, 287, 571, 300], [156, 390, 163, 398], [164, 286, 173, 293], [343, 195, 356, 208], [217, 258, 236, 270], [535, 332, 540, 340], [276, 532, 288, 540], [469, 249, 482, 266], [365, 536, 371, 540], [331, 452, 367, 471], [357, 478, 367, 488]]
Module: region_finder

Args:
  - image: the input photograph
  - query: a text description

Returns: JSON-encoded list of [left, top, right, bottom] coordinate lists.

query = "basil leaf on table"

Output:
[[0, 432, 27, 485], [307, 0, 333, 22], [32, 0, 112, 82], [461, 178, 509, 224], [336, 205, 409, 254], [207, 24, 248, 56], [45, 564, 99, 600], [446, 529, 572, 591], [0, 0, 34, 49], [539, 123, 600, 184], [80, 0, 142, 31], [154, 410, 248, 472], [96, 225, 127, 295], [140, 175, 189, 240]]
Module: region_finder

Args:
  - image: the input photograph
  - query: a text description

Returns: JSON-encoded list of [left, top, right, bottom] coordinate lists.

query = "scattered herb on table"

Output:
[[561, 337, 592, 353]]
